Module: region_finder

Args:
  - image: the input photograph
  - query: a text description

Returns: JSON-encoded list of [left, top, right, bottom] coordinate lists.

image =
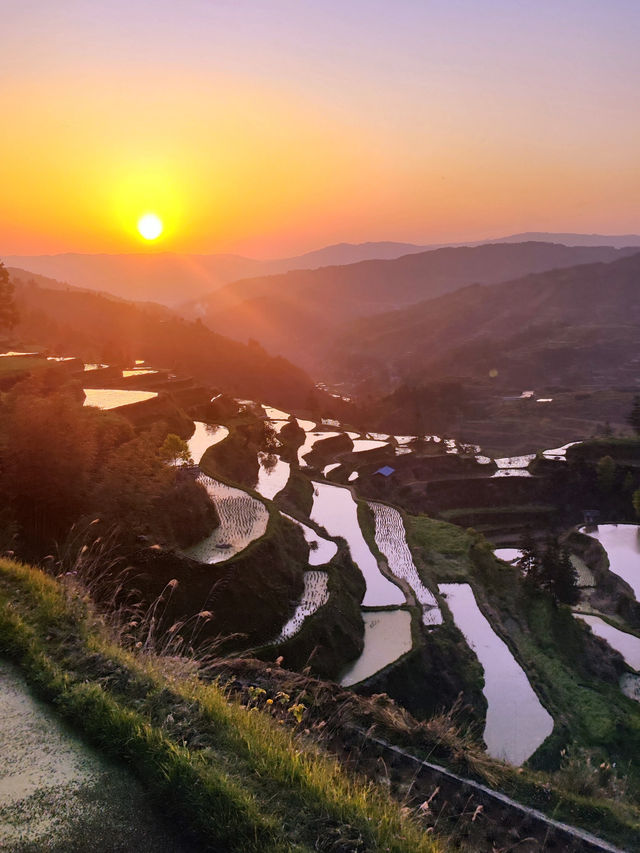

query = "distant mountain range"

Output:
[[491, 232, 640, 249], [338, 250, 640, 391], [2, 244, 431, 305], [5, 232, 640, 305], [182, 241, 639, 372]]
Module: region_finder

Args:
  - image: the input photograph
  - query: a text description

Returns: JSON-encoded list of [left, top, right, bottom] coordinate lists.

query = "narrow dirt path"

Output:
[[0, 659, 196, 852]]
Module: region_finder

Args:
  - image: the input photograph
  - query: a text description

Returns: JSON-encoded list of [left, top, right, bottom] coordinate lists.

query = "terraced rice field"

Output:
[[311, 482, 404, 607], [297, 431, 341, 466], [439, 583, 554, 765], [581, 523, 640, 599], [255, 452, 291, 500], [574, 614, 640, 671], [275, 571, 330, 641], [368, 502, 442, 626], [187, 422, 229, 465], [186, 475, 269, 563], [340, 610, 413, 687], [351, 439, 388, 453], [282, 514, 338, 566], [83, 389, 158, 409]]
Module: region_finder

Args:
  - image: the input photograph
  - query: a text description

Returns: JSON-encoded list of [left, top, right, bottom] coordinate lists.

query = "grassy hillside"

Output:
[[0, 557, 441, 853]]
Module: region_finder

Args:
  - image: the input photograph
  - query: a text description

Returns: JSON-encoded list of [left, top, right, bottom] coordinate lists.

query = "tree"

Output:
[[0, 262, 18, 331], [553, 549, 580, 605], [628, 395, 640, 436], [159, 433, 192, 467], [516, 530, 542, 589], [596, 455, 616, 493], [540, 539, 580, 605]]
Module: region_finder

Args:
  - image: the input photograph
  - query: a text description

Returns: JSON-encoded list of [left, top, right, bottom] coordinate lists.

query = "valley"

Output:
[[2, 242, 640, 850]]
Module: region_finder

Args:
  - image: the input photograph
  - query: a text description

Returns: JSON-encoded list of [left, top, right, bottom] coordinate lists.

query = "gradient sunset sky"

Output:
[[3, 0, 639, 257]]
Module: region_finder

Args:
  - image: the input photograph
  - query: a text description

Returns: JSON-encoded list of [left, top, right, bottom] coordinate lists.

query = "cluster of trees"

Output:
[[517, 532, 580, 605], [0, 374, 215, 557]]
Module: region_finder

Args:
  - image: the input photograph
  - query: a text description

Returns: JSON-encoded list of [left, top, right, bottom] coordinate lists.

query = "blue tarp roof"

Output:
[[375, 465, 395, 477]]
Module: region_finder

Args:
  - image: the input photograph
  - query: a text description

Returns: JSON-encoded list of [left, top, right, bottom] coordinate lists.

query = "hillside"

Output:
[[184, 242, 639, 370], [3, 242, 430, 306], [8, 269, 316, 407], [338, 250, 640, 391], [9, 235, 640, 308]]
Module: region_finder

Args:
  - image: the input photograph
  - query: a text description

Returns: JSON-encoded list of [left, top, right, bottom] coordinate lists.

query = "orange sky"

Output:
[[2, 1, 639, 257]]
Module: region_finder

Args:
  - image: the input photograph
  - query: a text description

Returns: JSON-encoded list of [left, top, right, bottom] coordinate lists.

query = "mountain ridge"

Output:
[[6, 231, 640, 305], [182, 241, 640, 371]]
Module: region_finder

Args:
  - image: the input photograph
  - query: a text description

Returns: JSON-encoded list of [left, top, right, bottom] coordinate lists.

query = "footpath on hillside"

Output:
[[0, 659, 196, 853]]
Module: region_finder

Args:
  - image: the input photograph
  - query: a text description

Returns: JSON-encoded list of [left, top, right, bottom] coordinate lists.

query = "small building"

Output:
[[582, 509, 600, 526], [374, 465, 396, 478]]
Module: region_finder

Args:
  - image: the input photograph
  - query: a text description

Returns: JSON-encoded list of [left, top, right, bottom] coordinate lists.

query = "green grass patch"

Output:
[[0, 558, 440, 853]]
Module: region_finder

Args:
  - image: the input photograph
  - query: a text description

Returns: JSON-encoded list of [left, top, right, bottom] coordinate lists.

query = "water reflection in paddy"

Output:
[[351, 439, 388, 453], [340, 610, 412, 687], [255, 452, 290, 500], [296, 418, 316, 432], [83, 389, 158, 409], [282, 514, 338, 566], [263, 405, 291, 421], [186, 475, 268, 563], [543, 441, 579, 461], [581, 524, 640, 600], [298, 431, 341, 466], [187, 422, 229, 465], [322, 463, 341, 476], [494, 548, 523, 563], [439, 583, 553, 765], [311, 482, 404, 607], [575, 614, 640, 671]]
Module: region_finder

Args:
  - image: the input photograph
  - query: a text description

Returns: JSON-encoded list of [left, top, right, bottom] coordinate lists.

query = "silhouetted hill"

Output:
[[184, 242, 639, 370], [8, 270, 316, 407], [7, 236, 639, 307], [277, 240, 431, 268], [493, 232, 640, 249], [339, 250, 640, 390], [4, 253, 268, 306], [3, 243, 431, 306]]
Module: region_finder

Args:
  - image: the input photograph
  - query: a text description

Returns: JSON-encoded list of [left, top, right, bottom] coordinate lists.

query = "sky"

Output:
[[2, 0, 639, 257]]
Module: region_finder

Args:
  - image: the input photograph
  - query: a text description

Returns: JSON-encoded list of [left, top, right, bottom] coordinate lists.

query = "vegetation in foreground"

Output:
[[0, 557, 443, 853]]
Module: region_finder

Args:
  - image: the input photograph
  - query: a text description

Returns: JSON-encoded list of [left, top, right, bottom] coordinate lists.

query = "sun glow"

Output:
[[137, 213, 163, 241]]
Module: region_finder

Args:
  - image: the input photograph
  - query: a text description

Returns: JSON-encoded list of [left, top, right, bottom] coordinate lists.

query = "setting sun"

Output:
[[137, 213, 163, 241]]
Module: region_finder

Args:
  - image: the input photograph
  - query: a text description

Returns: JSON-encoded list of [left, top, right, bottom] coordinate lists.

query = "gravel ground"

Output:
[[0, 659, 197, 853]]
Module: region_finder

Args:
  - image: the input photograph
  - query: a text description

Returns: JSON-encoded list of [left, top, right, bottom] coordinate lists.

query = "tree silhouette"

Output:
[[541, 538, 580, 605], [516, 530, 542, 589], [0, 263, 18, 331]]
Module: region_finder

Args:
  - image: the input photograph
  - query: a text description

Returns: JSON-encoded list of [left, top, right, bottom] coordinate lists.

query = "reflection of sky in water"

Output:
[[340, 610, 412, 687], [439, 583, 553, 765], [311, 481, 404, 607], [83, 389, 157, 409], [581, 524, 640, 600], [575, 614, 640, 671]]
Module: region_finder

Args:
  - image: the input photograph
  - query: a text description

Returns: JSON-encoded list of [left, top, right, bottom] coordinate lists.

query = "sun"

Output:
[[137, 213, 163, 241]]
